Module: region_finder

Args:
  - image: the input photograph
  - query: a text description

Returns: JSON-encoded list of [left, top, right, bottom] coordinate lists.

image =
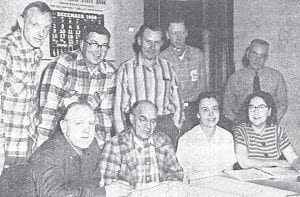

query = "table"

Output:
[[189, 176, 296, 197]]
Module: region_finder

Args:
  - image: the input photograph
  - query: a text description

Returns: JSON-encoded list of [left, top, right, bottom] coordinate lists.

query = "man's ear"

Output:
[[17, 16, 25, 30], [166, 31, 170, 39], [129, 113, 135, 125], [137, 36, 142, 46], [60, 120, 67, 135], [79, 40, 84, 51]]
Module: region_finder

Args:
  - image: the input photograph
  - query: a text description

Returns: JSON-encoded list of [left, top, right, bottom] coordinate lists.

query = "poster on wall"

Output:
[[48, 0, 114, 61]]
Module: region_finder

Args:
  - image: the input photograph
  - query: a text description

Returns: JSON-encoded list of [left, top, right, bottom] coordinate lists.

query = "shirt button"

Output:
[[145, 161, 150, 165], [264, 153, 268, 158], [261, 142, 266, 146], [146, 176, 151, 183]]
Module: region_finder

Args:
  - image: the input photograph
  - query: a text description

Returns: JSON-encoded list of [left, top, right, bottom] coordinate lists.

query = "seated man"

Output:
[[100, 100, 183, 195], [176, 92, 236, 181], [29, 102, 106, 196]]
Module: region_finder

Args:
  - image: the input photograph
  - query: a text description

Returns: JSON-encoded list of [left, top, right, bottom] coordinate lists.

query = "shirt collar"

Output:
[[169, 44, 189, 59], [64, 134, 83, 156], [136, 53, 159, 70], [76, 50, 110, 75]]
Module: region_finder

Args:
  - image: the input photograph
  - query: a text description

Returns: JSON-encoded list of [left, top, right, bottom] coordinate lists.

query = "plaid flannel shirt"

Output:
[[134, 136, 160, 188], [100, 128, 183, 187], [0, 30, 42, 164], [37, 49, 116, 142]]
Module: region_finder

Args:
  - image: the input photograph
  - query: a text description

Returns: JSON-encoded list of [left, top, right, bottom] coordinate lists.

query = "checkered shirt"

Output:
[[37, 49, 116, 142], [100, 128, 184, 187], [134, 136, 160, 188], [0, 30, 42, 164]]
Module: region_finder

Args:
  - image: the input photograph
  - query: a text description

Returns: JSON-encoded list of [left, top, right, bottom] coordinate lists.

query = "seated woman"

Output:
[[234, 90, 300, 169], [176, 92, 236, 181]]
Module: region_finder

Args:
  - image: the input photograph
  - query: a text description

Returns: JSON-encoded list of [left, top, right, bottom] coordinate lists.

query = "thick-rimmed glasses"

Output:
[[248, 104, 268, 112], [85, 41, 110, 50]]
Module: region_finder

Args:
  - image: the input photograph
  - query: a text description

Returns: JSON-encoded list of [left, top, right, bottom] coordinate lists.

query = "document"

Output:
[[224, 167, 300, 181], [223, 168, 273, 181]]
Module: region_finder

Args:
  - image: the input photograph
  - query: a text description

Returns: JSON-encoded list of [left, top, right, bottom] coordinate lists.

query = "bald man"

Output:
[[101, 100, 183, 195], [29, 102, 106, 196]]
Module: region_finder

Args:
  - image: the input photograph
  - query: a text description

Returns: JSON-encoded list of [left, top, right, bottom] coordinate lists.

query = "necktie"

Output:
[[253, 71, 261, 92]]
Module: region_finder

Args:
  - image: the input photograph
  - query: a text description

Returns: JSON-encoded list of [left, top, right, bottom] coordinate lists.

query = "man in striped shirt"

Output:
[[114, 24, 183, 146], [0, 1, 52, 174], [37, 22, 116, 147]]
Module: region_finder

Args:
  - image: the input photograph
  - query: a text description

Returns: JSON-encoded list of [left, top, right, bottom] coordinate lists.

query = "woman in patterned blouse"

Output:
[[234, 90, 300, 169]]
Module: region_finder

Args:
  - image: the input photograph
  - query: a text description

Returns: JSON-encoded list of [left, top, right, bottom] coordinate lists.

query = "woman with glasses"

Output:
[[234, 90, 300, 169]]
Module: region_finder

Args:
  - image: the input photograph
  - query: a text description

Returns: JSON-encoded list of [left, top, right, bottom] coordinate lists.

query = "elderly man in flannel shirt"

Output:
[[37, 22, 116, 147], [100, 100, 183, 196], [0, 1, 52, 175]]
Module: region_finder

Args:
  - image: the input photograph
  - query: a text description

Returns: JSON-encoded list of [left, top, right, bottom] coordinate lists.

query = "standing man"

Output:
[[160, 18, 207, 133], [0, 1, 52, 174], [37, 22, 116, 147], [224, 39, 288, 124], [114, 24, 183, 146]]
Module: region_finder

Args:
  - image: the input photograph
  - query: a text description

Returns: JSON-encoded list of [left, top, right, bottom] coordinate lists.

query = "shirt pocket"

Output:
[[5, 71, 28, 97]]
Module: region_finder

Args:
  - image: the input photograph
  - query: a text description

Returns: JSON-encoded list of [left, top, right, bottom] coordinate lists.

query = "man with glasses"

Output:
[[223, 39, 288, 125], [101, 100, 183, 196], [114, 24, 183, 147], [37, 22, 116, 147]]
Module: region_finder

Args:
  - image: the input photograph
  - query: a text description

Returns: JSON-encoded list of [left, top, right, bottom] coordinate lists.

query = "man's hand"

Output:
[[105, 181, 133, 197]]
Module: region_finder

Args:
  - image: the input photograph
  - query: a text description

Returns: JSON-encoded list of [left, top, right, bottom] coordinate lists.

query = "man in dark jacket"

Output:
[[29, 101, 106, 196]]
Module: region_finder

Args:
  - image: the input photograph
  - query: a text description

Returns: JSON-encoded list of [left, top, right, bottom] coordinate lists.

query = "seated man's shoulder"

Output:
[[108, 130, 132, 145], [153, 131, 173, 147], [30, 135, 66, 163]]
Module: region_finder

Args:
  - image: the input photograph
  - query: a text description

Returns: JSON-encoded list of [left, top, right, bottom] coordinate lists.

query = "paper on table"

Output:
[[223, 168, 273, 181], [260, 167, 300, 179]]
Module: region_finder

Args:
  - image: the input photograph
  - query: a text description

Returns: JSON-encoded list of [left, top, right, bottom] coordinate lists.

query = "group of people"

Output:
[[0, 1, 300, 196]]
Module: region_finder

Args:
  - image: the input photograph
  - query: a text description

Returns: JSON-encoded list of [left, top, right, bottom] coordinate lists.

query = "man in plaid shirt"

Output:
[[0, 1, 52, 174], [100, 100, 183, 196], [37, 22, 116, 147]]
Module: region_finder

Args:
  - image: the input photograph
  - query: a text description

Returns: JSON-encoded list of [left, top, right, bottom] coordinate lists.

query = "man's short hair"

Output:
[[250, 39, 270, 48], [80, 22, 111, 41], [137, 23, 162, 39], [62, 102, 93, 120], [168, 16, 185, 26], [21, 1, 51, 18], [130, 100, 158, 115]]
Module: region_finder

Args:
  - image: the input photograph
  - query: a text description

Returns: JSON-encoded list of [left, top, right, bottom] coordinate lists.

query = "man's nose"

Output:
[[37, 27, 48, 37]]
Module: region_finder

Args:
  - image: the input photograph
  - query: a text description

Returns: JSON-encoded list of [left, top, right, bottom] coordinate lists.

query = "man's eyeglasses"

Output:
[[85, 41, 110, 50], [248, 104, 268, 112]]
